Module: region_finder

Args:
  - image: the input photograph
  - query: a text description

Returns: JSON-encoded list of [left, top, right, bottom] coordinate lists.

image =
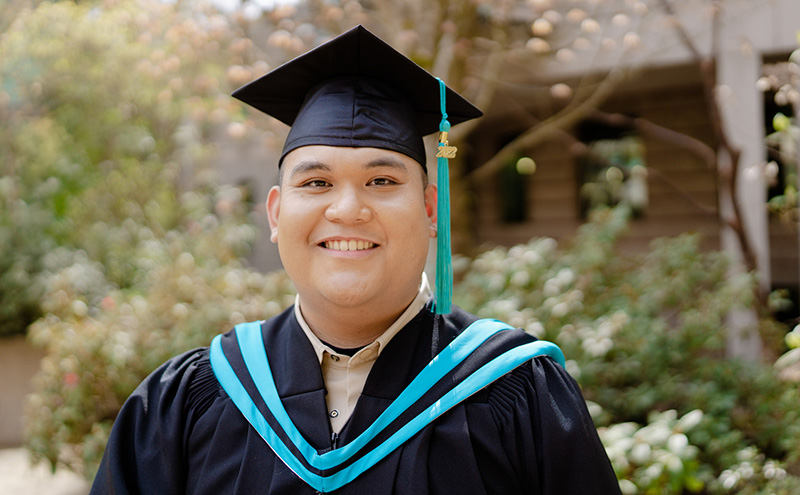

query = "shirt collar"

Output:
[[294, 273, 433, 365]]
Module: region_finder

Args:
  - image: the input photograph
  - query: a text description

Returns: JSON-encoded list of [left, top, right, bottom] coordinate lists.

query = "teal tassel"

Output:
[[435, 152, 452, 315], [434, 79, 453, 315]]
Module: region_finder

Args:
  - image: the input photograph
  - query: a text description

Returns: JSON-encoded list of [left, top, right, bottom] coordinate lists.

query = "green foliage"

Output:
[[25, 223, 295, 477], [786, 324, 800, 349], [708, 447, 799, 495], [599, 409, 706, 494], [0, 0, 252, 336], [455, 207, 800, 494], [0, 0, 298, 478]]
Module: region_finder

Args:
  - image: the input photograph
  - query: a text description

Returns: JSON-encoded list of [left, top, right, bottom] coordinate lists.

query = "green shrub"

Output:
[[25, 227, 295, 477], [1, 0, 298, 477], [24, 179, 297, 477], [0, 0, 255, 336], [708, 446, 799, 495], [599, 409, 706, 494], [455, 207, 800, 493]]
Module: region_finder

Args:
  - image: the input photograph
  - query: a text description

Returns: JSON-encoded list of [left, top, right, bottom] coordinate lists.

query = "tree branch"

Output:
[[449, 36, 507, 143], [657, 0, 703, 62], [658, 0, 757, 277], [467, 68, 631, 184], [588, 110, 718, 170], [546, 114, 719, 217]]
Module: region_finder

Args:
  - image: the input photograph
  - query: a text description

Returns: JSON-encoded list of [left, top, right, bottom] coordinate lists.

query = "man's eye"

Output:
[[370, 177, 397, 186], [303, 179, 330, 188]]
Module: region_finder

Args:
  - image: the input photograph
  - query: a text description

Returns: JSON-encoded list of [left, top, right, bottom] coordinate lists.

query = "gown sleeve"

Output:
[[90, 348, 217, 495], [481, 355, 621, 495]]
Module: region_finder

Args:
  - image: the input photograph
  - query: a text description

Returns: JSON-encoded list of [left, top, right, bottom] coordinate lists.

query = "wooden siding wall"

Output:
[[471, 80, 722, 256], [769, 217, 799, 288]]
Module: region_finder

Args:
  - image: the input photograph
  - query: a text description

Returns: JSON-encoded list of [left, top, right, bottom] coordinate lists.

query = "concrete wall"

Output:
[[213, 123, 284, 273], [0, 336, 45, 447]]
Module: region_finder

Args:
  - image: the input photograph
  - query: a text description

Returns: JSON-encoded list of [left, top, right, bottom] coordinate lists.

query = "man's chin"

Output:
[[304, 279, 376, 308]]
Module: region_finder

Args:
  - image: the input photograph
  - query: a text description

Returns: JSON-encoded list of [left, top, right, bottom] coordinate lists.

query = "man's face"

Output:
[[267, 145, 437, 316]]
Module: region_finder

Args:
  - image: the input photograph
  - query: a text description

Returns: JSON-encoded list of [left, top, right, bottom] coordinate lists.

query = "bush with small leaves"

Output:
[[455, 207, 800, 493], [0, 0, 256, 336], [599, 409, 705, 494], [26, 249, 295, 477], [705, 445, 800, 495], [24, 182, 296, 476], [4, 0, 296, 478]]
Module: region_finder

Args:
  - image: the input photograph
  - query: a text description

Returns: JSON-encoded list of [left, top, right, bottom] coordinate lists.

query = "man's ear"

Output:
[[266, 185, 281, 243], [424, 183, 437, 237]]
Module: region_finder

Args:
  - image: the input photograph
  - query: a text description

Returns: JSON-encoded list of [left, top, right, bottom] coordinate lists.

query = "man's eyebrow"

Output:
[[288, 161, 332, 179], [364, 157, 409, 172]]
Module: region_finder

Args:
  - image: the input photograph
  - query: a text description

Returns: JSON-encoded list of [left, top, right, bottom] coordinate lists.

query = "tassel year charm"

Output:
[[436, 131, 458, 159]]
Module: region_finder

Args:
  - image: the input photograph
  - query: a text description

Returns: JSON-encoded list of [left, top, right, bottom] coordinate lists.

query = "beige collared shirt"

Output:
[[294, 274, 432, 433]]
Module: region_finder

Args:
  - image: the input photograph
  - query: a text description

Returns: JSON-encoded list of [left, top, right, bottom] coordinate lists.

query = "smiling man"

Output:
[[91, 26, 621, 494], [269, 145, 437, 350]]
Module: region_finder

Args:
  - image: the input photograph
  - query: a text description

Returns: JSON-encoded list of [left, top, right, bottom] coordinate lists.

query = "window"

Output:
[[499, 154, 535, 223], [762, 73, 797, 216], [578, 135, 648, 218]]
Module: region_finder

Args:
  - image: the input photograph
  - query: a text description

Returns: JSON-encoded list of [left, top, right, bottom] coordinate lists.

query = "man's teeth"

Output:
[[324, 240, 375, 251]]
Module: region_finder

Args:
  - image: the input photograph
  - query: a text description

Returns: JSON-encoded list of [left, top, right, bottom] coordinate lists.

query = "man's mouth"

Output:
[[322, 240, 376, 251]]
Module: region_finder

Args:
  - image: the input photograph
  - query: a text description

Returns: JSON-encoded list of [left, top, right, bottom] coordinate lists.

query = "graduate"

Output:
[[91, 25, 622, 494]]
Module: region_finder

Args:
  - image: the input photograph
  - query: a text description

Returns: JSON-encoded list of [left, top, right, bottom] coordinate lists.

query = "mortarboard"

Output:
[[233, 25, 483, 314]]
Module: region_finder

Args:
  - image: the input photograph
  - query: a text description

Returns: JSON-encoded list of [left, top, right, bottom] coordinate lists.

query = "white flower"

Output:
[[664, 453, 684, 474], [70, 300, 88, 318], [510, 271, 530, 287], [644, 463, 663, 479], [720, 470, 740, 490], [171, 303, 189, 320], [532, 18, 553, 36], [565, 359, 581, 379], [525, 321, 545, 337], [676, 409, 703, 431], [551, 302, 570, 318], [522, 249, 543, 265], [556, 268, 575, 286], [177, 252, 195, 268], [618, 479, 637, 495], [543, 279, 561, 297], [667, 433, 689, 455], [630, 442, 651, 464]]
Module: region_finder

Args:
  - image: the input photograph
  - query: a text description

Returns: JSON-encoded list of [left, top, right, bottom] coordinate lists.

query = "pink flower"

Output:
[[63, 372, 80, 389]]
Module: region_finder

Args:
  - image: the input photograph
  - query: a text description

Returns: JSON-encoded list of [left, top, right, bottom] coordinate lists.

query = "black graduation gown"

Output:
[[91, 304, 621, 494]]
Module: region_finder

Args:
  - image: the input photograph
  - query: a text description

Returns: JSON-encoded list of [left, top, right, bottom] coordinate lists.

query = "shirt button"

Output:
[[330, 354, 340, 362], [329, 409, 340, 418]]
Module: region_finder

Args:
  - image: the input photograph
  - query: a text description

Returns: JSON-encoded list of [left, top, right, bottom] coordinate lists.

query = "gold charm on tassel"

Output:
[[436, 131, 457, 158]]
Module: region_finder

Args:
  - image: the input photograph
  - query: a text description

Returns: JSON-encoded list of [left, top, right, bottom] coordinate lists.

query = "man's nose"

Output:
[[324, 187, 372, 223]]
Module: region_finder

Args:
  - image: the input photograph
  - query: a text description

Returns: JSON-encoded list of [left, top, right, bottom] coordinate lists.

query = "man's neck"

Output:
[[294, 274, 433, 352], [298, 298, 409, 348]]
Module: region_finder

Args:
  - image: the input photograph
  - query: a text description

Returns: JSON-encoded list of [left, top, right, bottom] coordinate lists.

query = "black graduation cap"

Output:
[[232, 25, 482, 168], [234, 25, 482, 315]]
